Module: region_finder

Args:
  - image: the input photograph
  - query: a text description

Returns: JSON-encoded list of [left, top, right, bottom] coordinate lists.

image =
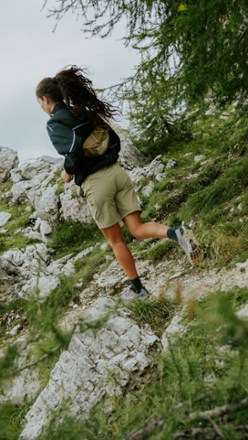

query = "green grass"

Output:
[[0, 202, 38, 253], [197, 220, 248, 268], [45, 276, 81, 309], [73, 248, 109, 285], [126, 296, 176, 335], [0, 403, 30, 440], [49, 221, 102, 258], [139, 240, 176, 262], [181, 154, 248, 217]]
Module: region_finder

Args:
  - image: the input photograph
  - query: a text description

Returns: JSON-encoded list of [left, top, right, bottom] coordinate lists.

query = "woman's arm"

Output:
[[46, 119, 84, 175], [46, 119, 83, 156]]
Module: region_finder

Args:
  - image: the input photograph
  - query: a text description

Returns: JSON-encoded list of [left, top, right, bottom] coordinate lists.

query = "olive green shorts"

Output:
[[81, 162, 141, 228]]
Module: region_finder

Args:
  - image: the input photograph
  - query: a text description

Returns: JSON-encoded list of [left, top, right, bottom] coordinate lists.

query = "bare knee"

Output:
[[102, 232, 127, 250], [123, 212, 144, 240], [100, 223, 125, 248], [131, 226, 144, 240]]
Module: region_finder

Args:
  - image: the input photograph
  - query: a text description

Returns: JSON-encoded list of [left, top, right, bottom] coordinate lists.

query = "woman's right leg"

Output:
[[100, 222, 149, 297], [100, 222, 139, 280]]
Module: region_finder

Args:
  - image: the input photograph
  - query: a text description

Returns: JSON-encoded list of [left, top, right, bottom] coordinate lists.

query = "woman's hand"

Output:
[[61, 170, 73, 183]]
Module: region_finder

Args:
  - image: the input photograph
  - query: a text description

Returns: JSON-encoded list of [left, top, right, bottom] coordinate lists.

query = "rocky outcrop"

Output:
[[0, 242, 102, 301], [20, 297, 158, 440], [0, 337, 41, 405], [0, 266, 15, 303], [0, 146, 19, 183]]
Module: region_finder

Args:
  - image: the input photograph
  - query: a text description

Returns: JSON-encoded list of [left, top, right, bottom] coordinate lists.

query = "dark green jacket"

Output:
[[46, 103, 120, 186]]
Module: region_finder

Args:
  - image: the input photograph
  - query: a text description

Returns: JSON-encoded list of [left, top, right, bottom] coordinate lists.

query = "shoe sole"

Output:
[[176, 227, 204, 266], [121, 292, 150, 302]]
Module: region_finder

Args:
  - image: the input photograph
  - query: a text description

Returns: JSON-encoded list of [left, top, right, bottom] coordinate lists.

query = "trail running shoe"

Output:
[[176, 224, 204, 266], [121, 287, 150, 302]]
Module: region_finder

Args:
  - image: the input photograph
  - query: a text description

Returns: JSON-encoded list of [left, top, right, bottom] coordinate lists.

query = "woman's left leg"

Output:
[[123, 211, 169, 239], [123, 211, 204, 265]]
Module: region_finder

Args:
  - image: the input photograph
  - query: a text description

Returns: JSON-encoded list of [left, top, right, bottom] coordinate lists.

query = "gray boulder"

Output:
[[0, 146, 19, 183]]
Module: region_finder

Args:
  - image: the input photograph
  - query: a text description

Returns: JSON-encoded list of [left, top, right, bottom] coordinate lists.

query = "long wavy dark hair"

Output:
[[36, 65, 118, 122]]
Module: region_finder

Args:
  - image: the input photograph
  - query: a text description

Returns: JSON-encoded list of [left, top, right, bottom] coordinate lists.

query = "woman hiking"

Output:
[[36, 65, 203, 301]]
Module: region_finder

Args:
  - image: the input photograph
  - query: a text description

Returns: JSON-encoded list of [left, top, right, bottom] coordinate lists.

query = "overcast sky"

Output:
[[0, 1, 139, 163]]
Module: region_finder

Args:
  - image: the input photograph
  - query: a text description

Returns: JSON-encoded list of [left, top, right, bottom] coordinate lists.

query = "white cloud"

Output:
[[0, 0, 139, 162]]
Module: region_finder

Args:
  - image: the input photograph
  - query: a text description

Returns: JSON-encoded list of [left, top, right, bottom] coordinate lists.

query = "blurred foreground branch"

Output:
[[123, 397, 248, 440]]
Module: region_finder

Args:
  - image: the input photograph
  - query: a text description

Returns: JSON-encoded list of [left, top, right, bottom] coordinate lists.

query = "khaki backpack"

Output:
[[82, 125, 110, 157]]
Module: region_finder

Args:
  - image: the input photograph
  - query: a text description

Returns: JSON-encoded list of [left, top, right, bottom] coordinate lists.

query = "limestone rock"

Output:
[[128, 155, 165, 190], [236, 304, 248, 319], [0, 212, 11, 226], [0, 266, 15, 303], [0, 337, 41, 405], [0, 244, 54, 300], [20, 298, 158, 440], [59, 185, 93, 224], [35, 185, 59, 223], [0, 146, 19, 183], [0, 242, 98, 301], [166, 159, 177, 169], [161, 313, 185, 351], [142, 181, 154, 197], [113, 125, 147, 170], [10, 157, 62, 206]]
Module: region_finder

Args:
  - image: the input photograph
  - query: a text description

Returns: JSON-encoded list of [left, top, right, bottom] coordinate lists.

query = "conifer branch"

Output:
[[123, 398, 248, 440], [188, 397, 248, 421], [204, 415, 225, 440], [123, 419, 165, 440]]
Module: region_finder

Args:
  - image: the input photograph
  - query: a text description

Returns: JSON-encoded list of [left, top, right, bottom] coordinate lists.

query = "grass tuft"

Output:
[[126, 297, 176, 335]]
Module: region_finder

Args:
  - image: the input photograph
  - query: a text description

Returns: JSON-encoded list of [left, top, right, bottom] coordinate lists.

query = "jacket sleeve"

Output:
[[46, 119, 83, 156]]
